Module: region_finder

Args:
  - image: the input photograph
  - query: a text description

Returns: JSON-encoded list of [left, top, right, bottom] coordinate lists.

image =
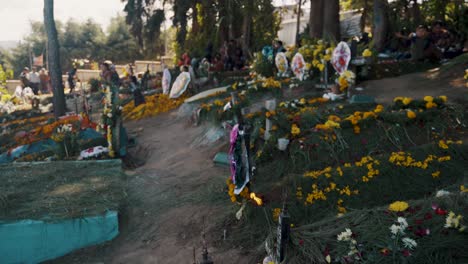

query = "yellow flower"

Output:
[[291, 124, 301, 136], [461, 185, 468, 193], [403, 97, 412, 105], [437, 95, 447, 102], [426, 101, 437, 109], [325, 120, 341, 129], [323, 54, 331, 61], [374, 105, 384, 113], [438, 140, 449, 149], [317, 63, 325, 72], [362, 49, 373, 57], [388, 201, 409, 212], [424, 95, 434, 102], [432, 171, 441, 178], [353, 125, 361, 134], [407, 110, 416, 119], [394, 97, 404, 102]]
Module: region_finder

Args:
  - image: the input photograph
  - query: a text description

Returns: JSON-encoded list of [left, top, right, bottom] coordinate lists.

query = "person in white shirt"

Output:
[[28, 67, 41, 95]]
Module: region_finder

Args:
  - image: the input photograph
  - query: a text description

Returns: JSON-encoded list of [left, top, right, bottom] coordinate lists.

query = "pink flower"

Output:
[[402, 250, 411, 257]]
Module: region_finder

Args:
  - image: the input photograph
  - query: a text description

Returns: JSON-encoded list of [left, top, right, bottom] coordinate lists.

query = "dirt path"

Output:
[[49, 112, 250, 264]]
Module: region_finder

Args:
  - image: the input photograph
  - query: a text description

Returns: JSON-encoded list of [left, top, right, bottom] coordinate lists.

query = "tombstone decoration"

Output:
[[162, 66, 172, 95], [331, 41, 351, 75], [229, 124, 251, 195], [276, 205, 290, 263], [169, 71, 191, 99], [275, 52, 289, 77], [291, 53, 306, 81]]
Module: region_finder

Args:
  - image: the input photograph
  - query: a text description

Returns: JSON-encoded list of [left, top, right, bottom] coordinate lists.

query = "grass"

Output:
[[0, 160, 126, 221]]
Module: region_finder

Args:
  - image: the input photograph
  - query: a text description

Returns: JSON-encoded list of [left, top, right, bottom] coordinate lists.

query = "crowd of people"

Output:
[[392, 21, 466, 62], [177, 39, 248, 76]]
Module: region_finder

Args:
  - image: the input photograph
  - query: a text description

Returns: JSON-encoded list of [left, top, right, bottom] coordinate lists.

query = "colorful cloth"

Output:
[[331, 42, 351, 75]]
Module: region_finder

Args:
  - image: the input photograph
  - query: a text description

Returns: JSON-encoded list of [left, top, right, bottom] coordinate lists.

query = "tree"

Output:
[[106, 16, 142, 63], [309, 0, 324, 38], [323, 0, 341, 40], [373, 0, 389, 51], [44, 0, 66, 117]]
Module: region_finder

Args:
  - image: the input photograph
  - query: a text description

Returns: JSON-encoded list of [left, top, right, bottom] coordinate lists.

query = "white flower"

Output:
[[444, 211, 463, 229], [390, 224, 404, 235], [107, 113, 113, 118], [337, 228, 353, 242], [402, 237, 417, 249], [397, 217, 409, 228], [436, 190, 451, 197], [325, 255, 331, 263]]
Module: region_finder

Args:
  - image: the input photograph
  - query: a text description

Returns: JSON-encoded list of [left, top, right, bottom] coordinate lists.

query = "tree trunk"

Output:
[[373, 0, 389, 52], [44, 0, 66, 117], [191, 1, 200, 33], [242, 0, 253, 59], [411, 0, 422, 26], [309, 0, 324, 38], [295, 0, 303, 45], [361, 0, 369, 32], [322, 0, 340, 41]]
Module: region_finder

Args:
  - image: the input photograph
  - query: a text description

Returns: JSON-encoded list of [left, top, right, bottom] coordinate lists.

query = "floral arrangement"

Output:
[[337, 70, 356, 92], [122, 93, 186, 121]]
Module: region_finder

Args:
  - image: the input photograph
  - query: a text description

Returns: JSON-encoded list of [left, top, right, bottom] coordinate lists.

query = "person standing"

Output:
[[28, 67, 41, 95], [39, 68, 51, 94], [20, 67, 30, 88], [67, 64, 78, 94]]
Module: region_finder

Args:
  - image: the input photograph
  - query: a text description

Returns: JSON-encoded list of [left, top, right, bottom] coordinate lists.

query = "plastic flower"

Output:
[[407, 110, 416, 119], [389, 201, 409, 212], [362, 49, 373, 57]]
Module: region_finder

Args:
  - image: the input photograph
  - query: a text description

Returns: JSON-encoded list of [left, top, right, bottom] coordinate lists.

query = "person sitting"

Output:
[[431, 20, 462, 59], [178, 52, 191, 67], [397, 25, 441, 62]]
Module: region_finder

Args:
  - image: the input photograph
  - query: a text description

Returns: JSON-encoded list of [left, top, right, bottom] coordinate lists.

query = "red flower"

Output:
[[414, 228, 430, 237], [380, 248, 390, 256], [402, 250, 411, 257], [415, 219, 423, 225], [424, 212, 433, 220], [299, 239, 304, 246], [435, 208, 448, 215]]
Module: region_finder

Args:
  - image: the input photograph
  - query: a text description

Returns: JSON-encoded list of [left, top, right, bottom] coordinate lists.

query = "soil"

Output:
[[47, 112, 251, 264], [47, 64, 467, 264]]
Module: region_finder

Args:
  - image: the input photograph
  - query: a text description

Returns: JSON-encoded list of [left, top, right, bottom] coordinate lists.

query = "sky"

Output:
[[0, 0, 294, 42], [0, 0, 126, 42]]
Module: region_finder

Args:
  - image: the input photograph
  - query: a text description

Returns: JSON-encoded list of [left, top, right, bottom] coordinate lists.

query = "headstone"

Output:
[[349, 94, 376, 104], [264, 99, 276, 140]]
